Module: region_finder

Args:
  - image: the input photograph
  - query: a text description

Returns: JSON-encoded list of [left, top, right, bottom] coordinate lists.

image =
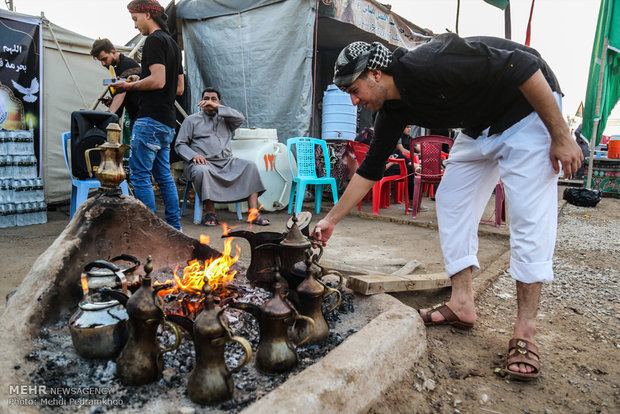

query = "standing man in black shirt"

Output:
[[90, 38, 141, 128], [311, 35, 583, 381], [111, 0, 184, 230]]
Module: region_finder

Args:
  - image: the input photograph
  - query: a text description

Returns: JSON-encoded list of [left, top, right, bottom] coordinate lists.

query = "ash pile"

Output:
[[25, 213, 360, 413]]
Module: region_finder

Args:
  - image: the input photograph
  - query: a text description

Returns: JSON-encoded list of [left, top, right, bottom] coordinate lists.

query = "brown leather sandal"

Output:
[[418, 303, 474, 330], [504, 338, 541, 381]]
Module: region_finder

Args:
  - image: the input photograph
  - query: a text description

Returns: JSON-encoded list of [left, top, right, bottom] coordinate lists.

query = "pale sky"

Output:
[[1, 0, 604, 122]]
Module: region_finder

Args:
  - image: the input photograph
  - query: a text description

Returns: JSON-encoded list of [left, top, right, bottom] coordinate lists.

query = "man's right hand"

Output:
[[100, 97, 113, 107], [192, 154, 207, 165], [198, 100, 219, 111], [311, 218, 336, 246]]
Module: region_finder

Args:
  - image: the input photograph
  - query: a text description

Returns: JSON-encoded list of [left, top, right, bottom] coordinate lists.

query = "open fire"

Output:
[[154, 233, 241, 318]]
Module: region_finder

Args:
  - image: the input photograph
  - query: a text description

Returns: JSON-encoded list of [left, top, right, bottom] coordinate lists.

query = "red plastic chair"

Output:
[[349, 141, 409, 215], [409, 135, 454, 218], [480, 181, 506, 227]]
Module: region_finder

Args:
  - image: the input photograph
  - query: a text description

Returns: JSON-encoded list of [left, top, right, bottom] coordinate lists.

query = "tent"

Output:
[[175, 0, 433, 142], [0, 9, 130, 204]]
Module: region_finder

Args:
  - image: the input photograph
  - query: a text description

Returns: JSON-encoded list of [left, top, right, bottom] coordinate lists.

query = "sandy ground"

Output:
[[1, 185, 617, 413]]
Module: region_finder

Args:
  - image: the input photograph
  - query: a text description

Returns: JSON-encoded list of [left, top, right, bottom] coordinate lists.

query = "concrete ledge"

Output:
[[242, 299, 425, 414]]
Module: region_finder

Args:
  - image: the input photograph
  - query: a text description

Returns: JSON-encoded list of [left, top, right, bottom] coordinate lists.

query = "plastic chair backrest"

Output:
[[62, 131, 75, 180], [348, 141, 370, 167], [410, 135, 454, 180], [287, 137, 330, 178]]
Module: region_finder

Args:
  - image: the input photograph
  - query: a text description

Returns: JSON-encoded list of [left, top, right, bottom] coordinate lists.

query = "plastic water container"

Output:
[[229, 128, 295, 212], [608, 136, 620, 159], [321, 84, 357, 140]]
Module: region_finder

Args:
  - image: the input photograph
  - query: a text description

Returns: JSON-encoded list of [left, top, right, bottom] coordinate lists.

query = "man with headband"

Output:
[[311, 34, 583, 381], [111, 0, 184, 230]]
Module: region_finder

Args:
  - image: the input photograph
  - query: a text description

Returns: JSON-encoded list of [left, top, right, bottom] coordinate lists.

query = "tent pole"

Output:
[[586, 38, 608, 189], [311, 0, 319, 137], [504, 1, 511, 40]]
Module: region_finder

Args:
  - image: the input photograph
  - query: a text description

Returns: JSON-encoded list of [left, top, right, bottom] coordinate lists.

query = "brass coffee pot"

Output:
[[221, 229, 285, 287], [116, 256, 181, 385], [230, 273, 315, 374], [85, 123, 130, 193], [188, 283, 252, 405], [279, 214, 321, 272], [291, 250, 342, 345]]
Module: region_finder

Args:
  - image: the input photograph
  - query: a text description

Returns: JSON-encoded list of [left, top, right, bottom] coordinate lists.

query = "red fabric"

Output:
[[127, 0, 164, 16], [525, 0, 536, 46]]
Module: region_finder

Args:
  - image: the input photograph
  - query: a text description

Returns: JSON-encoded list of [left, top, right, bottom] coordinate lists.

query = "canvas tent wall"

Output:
[[176, 0, 432, 142], [0, 9, 130, 204]]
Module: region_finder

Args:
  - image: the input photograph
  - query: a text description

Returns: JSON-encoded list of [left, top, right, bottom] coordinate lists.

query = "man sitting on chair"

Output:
[[175, 87, 269, 226]]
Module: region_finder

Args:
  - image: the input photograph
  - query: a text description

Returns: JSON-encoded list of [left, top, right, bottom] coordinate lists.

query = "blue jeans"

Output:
[[129, 117, 181, 230]]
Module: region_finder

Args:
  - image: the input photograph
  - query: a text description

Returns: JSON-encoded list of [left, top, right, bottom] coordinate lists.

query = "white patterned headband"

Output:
[[333, 41, 393, 90]]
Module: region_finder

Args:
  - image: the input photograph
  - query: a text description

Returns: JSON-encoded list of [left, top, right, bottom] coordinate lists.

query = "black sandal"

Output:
[[202, 212, 219, 226], [250, 214, 270, 226]]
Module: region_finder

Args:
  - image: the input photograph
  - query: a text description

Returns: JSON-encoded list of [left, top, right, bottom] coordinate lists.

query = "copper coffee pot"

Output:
[[230, 272, 315, 374], [187, 283, 252, 405], [290, 250, 342, 345], [221, 230, 285, 287], [85, 123, 130, 193], [116, 256, 181, 385]]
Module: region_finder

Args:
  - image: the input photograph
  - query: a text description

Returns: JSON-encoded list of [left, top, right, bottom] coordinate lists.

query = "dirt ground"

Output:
[[1, 187, 618, 414], [367, 196, 620, 414]]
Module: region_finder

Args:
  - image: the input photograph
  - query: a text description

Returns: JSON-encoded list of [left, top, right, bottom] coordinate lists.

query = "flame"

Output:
[[200, 234, 210, 245], [247, 206, 264, 224], [80, 274, 89, 296], [156, 236, 240, 299]]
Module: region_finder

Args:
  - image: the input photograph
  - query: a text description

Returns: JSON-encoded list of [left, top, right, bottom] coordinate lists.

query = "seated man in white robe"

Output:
[[175, 87, 269, 226]]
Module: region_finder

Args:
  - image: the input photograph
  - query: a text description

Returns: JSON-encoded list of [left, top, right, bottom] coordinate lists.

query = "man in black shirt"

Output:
[[311, 35, 583, 381], [90, 38, 140, 126], [111, 0, 184, 230]]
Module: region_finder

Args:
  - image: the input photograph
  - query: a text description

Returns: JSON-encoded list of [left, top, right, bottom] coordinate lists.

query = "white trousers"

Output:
[[436, 102, 560, 284]]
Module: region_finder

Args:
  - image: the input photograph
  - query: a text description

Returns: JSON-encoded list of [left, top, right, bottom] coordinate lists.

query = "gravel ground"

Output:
[[366, 196, 620, 414]]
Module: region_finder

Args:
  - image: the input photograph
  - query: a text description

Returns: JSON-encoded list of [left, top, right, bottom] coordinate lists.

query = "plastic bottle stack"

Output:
[[0, 130, 47, 228]]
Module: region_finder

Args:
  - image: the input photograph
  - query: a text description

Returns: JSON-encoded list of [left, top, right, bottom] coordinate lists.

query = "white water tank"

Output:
[[228, 128, 295, 212]]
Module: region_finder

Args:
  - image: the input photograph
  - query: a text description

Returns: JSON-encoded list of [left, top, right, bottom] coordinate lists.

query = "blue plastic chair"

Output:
[[181, 180, 242, 224], [286, 137, 338, 214], [62, 131, 130, 219]]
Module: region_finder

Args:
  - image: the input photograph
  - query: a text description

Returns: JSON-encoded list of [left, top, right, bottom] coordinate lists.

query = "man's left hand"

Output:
[[192, 154, 207, 165]]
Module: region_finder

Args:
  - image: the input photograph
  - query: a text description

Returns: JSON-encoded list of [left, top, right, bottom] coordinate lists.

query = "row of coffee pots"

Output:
[[68, 215, 344, 405]]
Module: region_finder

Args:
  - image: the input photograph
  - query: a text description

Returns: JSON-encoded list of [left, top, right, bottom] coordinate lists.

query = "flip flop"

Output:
[[249, 214, 270, 226], [418, 303, 474, 330], [202, 212, 219, 226], [504, 338, 541, 381]]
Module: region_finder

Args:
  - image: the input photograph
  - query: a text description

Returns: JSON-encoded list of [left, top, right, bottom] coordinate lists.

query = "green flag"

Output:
[[582, 0, 620, 145], [483, 0, 509, 10]]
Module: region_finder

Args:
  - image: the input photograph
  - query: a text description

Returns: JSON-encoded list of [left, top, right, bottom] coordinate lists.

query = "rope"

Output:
[[238, 12, 250, 126], [45, 19, 87, 107], [311, 0, 319, 136]]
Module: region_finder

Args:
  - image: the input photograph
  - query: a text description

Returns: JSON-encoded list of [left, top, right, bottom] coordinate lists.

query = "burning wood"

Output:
[[154, 235, 241, 319]]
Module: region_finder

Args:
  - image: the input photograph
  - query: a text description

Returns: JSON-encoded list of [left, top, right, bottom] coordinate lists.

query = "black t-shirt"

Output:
[[358, 33, 562, 181], [137, 30, 183, 128], [113, 53, 140, 121]]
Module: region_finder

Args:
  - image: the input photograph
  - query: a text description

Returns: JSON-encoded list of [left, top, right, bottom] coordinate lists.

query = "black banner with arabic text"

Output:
[[0, 14, 41, 164]]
